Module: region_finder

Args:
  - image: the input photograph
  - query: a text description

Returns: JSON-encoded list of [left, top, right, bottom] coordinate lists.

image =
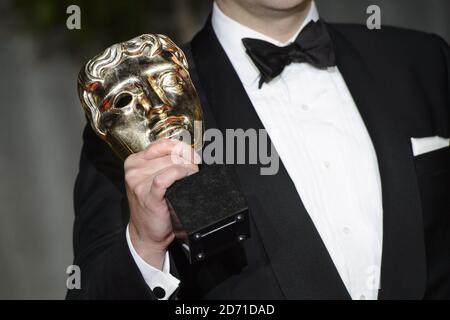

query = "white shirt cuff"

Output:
[[126, 225, 180, 300]]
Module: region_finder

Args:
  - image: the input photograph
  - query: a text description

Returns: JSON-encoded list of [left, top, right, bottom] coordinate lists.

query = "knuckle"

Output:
[[152, 175, 166, 189], [124, 168, 137, 181], [124, 155, 136, 169], [132, 183, 146, 196]]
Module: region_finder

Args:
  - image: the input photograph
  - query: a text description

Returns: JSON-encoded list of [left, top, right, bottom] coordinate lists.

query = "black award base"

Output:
[[166, 165, 250, 264]]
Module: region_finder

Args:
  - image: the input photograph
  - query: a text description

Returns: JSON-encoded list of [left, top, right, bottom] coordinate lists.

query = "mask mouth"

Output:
[[152, 115, 191, 141]]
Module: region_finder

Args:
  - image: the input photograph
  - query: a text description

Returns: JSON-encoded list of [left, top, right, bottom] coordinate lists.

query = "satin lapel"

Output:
[[189, 20, 350, 299], [327, 24, 426, 299]]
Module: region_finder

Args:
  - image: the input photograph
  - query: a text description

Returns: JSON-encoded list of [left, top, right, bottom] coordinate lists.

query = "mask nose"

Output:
[[139, 82, 171, 116]]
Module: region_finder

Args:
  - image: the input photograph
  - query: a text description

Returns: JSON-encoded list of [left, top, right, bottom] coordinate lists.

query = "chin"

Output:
[[259, 0, 310, 11]]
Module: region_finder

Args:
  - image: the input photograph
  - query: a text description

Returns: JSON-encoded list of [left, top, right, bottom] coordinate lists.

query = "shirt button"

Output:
[[153, 286, 166, 299], [343, 227, 351, 235], [324, 161, 331, 168], [301, 104, 309, 111], [360, 294, 366, 300]]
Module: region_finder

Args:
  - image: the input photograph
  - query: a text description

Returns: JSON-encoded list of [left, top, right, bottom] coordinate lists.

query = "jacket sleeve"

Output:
[[66, 124, 156, 300], [428, 33, 449, 138]]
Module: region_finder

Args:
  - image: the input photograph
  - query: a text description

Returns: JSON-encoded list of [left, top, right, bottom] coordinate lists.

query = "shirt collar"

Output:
[[211, 1, 320, 87]]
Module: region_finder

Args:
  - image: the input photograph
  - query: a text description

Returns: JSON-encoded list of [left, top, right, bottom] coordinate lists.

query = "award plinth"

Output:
[[166, 165, 250, 263]]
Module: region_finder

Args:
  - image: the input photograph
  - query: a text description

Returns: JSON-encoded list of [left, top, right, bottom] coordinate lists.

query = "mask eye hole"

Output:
[[115, 93, 133, 109]]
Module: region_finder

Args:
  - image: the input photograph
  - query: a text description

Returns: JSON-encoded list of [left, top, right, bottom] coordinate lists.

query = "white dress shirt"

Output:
[[127, 1, 383, 300], [126, 225, 179, 299], [212, 1, 383, 300]]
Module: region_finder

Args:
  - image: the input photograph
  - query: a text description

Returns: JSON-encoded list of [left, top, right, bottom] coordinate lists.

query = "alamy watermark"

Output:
[[366, 5, 381, 30], [172, 122, 280, 176], [66, 265, 81, 290], [66, 5, 81, 30]]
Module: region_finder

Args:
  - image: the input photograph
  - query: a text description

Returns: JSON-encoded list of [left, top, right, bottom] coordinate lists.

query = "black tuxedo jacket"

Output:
[[67, 20, 450, 300]]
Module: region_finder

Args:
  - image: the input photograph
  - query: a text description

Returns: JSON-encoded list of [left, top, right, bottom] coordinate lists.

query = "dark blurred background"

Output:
[[0, 0, 448, 299]]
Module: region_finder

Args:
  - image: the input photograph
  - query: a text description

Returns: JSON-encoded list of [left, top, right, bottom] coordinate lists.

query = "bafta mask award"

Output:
[[77, 34, 250, 263]]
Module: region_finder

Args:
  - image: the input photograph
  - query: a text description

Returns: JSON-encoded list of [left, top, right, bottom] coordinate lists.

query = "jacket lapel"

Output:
[[189, 20, 350, 299], [327, 24, 427, 299]]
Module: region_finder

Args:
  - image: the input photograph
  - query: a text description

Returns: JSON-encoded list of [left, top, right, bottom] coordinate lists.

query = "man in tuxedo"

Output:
[[68, 0, 450, 300]]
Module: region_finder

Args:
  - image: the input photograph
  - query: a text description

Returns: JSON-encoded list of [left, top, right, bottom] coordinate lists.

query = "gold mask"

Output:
[[77, 34, 203, 159]]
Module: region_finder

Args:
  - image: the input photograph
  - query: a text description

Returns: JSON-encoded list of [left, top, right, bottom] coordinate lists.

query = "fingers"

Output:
[[170, 141, 202, 165], [125, 139, 199, 172], [149, 164, 199, 202], [125, 155, 198, 181], [124, 139, 200, 213], [137, 139, 200, 163], [140, 139, 179, 160]]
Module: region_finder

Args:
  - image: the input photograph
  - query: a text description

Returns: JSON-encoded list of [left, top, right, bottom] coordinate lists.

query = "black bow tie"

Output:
[[242, 19, 336, 88]]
